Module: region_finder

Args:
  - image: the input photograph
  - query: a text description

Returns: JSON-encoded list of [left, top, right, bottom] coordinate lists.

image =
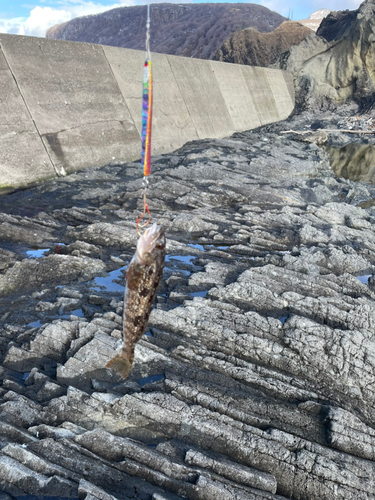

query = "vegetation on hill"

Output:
[[46, 2, 287, 60]]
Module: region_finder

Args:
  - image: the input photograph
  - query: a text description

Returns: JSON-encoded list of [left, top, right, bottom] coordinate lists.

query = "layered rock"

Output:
[[1, 110, 375, 499], [213, 21, 312, 67], [274, 0, 375, 111]]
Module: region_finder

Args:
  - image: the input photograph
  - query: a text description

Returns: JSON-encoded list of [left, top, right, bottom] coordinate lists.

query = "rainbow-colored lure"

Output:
[[141, 57, 152, 177], [136, 4, 152, 235], [141, 4, 152, 178]]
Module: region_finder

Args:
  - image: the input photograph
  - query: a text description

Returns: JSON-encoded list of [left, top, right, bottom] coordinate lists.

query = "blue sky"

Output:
[[0, 0, 363, 38]]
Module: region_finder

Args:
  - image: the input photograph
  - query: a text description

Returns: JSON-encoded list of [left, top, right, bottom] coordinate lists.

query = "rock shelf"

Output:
[[1, 110, 375, 499]]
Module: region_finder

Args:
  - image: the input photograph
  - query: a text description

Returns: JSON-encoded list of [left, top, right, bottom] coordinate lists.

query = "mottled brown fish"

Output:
[[106, 223, 166, 379]]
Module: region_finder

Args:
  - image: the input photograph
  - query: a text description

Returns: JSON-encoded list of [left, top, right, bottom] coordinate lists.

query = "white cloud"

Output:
[[19, 6, 72, 37], [0, 17, 24, 35], [0, 1, 130, 38]]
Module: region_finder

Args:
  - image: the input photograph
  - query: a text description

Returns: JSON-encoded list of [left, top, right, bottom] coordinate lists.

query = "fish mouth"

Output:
[[137, 223, 165, 261]]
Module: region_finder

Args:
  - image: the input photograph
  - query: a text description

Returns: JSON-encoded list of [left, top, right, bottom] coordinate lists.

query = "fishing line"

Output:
[[136, 2, 153, 236]]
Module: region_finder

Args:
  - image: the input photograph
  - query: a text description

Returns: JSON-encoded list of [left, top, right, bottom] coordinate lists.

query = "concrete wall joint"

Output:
[[0, 40, 59, 178], [0, 33, 295, 190]]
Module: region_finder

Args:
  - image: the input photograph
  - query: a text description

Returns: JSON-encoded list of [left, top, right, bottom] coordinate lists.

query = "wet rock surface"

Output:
[[1, 110, 375, 499]]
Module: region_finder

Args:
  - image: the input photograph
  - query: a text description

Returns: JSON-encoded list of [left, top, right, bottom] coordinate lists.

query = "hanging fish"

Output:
[[106, 223, 166, 379]]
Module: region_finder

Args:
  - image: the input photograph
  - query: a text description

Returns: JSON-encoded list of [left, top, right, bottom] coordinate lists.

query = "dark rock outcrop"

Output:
[[1, 109, 375, 499], [213, 21, 312, 67], [46, 3, 287, 60], [273, 0, 375, 111], [316, 8, 358, 42]]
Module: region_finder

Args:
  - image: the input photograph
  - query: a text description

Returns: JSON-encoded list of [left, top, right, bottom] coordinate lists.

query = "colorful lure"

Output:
[[141, 4, 152, 178], [136, 4, 152, 235], [141, 58, 152, 177]]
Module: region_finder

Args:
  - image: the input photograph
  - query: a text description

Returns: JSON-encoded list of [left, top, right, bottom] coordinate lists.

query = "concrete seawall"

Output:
[[0, 33, 294, 191]]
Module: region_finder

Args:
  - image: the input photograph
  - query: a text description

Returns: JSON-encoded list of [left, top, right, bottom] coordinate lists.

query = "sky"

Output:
[[0, 0, 364, 39]]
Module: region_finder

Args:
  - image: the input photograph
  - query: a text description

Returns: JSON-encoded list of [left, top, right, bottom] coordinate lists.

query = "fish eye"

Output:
[[156, 242, 164, 249]]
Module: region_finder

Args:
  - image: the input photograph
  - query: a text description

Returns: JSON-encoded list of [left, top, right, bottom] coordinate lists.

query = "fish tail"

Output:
[[106, 354, 133, 380]]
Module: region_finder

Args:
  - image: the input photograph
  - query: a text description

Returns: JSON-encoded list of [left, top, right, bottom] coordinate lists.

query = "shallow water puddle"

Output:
[[26, 320, 44, 328], [186, 243, 205, 251], [26, 247, 49, 258], [356, 274, 372, 284], [326, 143, 375, 183], [279, 316, 289, 324], [60, 308, 85, 319], [71, 308, 85, 317], [92, 267, 126, 292], [189, 290, 209, 298], [165, 255, 196, 264], [137, 373, 165, 387], [26, 243, 66, 259], [164, 254, 197, 278]]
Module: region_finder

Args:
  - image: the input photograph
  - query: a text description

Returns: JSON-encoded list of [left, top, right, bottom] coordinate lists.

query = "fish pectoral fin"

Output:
[[106, 354, 133, 380]]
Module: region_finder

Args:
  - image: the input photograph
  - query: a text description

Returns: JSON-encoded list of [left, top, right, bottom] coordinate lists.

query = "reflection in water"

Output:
[[92, 267, 126, 292], [137, 373, 165, 386], [27, 248, 49, 259], [190, 290, 208, 298], [326, 144, 375, 182]]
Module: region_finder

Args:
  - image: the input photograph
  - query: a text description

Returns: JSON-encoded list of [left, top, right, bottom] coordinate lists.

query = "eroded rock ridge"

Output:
[[1, 111, 375, 499]]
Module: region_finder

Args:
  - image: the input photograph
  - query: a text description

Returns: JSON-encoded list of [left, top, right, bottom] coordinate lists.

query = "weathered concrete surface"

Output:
[[211, 61, 262, 131], [241, 66, 280, 125], [0, 34, 140, 177], [0, 45, 56, 190], [169, 56, 234, 139], [103, 47, 200, 155], [264, 69, 295, 122], [0, 33, 294, 191]]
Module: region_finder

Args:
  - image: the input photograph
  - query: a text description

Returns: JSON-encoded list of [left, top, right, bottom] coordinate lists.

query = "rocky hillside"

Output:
[[46, 3, 287, 59], [273, 0, 375, 111], [213, 21, 312, 67]]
